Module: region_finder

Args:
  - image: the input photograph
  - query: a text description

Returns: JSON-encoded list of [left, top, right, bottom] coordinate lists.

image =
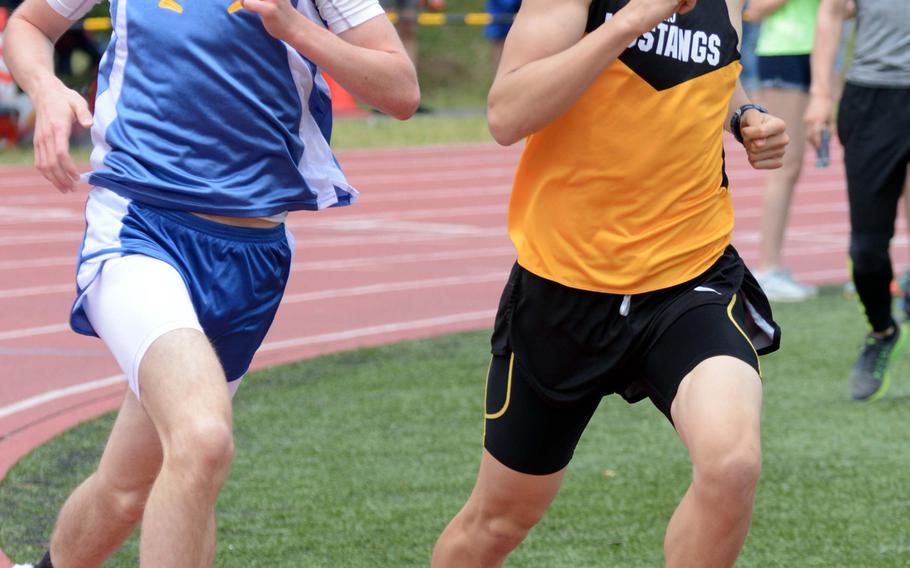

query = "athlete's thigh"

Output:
[[646, 290, 763, 452], [640, 295, 763, 423], [82, 254, 203, 399], [83, 254, 230, 435], [467, 449, 565, 526], [138, 327, 231, 442], [484, 353, 601, 476], [670, 356, 762, 459]]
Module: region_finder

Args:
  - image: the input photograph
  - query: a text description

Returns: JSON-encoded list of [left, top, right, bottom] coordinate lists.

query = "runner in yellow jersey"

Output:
[[432, 0, 788, 566]]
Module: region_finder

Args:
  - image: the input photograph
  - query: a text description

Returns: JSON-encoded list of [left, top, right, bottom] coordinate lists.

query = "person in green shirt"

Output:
[[745, 0, 819, 302]]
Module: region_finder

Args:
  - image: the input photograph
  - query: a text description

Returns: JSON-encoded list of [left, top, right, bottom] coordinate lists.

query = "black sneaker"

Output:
[[850, 323, 907, 401]]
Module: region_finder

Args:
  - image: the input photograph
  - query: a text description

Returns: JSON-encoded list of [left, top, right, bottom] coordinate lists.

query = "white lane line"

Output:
[[259, 309, 495, 353], [283, 272, 505, 303], [0, 231, 83, 247], [364, 185, 510, 203], [0, 267, 509, 339], [350, 167, 517, 185], [0, 256, 72, 270], [295, 246, 514, 271], [0, 206, 83, 222], [0, 374, 126, 420], [298, 218, 491, 236], [0, 310, 496, 420], [0, 283, 71, 299], [0, 247, 515, 302], [0, 323, 71, 341], [735, 201, 848, 219]]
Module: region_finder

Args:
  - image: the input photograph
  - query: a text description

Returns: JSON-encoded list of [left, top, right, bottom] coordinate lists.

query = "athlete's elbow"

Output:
[[380, 77, 420, 120], [487, 107, 522, 146], [394, 82, 421, 120]]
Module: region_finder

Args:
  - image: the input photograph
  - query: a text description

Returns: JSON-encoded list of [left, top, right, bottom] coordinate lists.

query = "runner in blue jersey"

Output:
[[4, 0, 418, 565]]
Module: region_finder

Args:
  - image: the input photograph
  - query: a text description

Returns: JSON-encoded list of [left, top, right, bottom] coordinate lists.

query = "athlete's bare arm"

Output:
[[804, 0, 847, 148], [243, 0, 420, 120], [719, 2, 788, 171], [486, 0, 696, 145], [742, 0, 786, 21], [4, 0, 92, 193]]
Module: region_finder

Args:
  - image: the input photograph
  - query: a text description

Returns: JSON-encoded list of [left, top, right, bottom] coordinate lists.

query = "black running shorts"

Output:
[[484, 246, 780, 475]]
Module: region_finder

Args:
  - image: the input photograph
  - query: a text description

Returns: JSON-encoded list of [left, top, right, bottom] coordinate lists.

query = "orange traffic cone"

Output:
[[323, 73, 367, 117]]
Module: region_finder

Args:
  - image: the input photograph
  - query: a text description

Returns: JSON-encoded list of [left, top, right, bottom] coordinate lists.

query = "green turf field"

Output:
[[2, 289, 910, 567]]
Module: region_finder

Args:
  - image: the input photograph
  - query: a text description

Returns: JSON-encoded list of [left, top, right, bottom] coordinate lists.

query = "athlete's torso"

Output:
[[509, 0, 743, 294], [84, 0, 372, 217]]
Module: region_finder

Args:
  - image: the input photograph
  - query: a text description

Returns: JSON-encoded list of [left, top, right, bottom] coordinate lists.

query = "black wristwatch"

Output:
[[730, 103, 768, 144]]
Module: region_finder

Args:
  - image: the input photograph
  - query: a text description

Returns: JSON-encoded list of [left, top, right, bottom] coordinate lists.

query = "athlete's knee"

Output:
[[167, 419, 235, 485], [89, 472, 154, 526], [850, 234, 892, 275], [463, 499, 545, 555], [694, 441, 762, 502]]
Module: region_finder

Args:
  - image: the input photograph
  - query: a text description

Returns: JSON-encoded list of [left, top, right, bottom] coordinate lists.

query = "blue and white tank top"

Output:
[[47, 0, 384, 216]]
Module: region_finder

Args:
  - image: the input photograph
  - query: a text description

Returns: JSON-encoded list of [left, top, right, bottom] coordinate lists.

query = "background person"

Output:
[[484, 0, 520, 72], [746, 0, 819, 302], [805, 0, 910, 401]]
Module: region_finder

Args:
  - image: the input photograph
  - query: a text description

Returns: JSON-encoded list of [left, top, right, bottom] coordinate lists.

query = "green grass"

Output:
[[3, 289, 910, 566], [415, 0, 492, 109]]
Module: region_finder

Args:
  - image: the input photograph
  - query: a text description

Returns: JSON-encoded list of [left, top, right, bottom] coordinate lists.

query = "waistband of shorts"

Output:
[[136, 203, 288, 243]]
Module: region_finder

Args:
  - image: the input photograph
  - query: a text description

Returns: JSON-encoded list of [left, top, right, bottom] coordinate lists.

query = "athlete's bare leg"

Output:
[[45, 329, 230, 568], [47, 391, 162, 568], [137, 328, 234, 567], [431, 451, 564, 567], [664, 356, 763, 568], [757, 87, 809, 271]]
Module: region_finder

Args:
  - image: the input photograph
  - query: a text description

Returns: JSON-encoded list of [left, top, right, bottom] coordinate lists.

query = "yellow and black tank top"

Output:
[[509, 0, 742, 294]]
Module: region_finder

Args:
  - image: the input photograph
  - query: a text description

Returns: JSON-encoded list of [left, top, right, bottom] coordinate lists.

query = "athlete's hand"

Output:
[[619, 0, 697, 35], [32, 85, 93, 193], [804, 93, 834, 150], [242, 0, 300, 42], [740, 110, 789, 170]]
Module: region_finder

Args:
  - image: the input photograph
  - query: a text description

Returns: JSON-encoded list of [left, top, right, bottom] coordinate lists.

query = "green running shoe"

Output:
[[850, 323, 907, 401]]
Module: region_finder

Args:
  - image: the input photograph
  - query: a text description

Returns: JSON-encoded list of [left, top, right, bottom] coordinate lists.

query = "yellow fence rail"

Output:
[[79, 12, 514, 32]]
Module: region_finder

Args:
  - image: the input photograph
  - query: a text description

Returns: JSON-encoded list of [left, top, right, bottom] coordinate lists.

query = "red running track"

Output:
[[0, 139, 906, 566]]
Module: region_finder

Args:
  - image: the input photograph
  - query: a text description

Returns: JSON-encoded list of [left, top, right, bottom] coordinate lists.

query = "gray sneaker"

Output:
[[755, 268, 818, 303], [850, 323, 907, 401]]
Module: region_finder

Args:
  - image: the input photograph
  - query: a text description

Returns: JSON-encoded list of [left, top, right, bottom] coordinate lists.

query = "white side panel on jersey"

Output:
[[287, 0, 359, 209], [88, 0, 130, 173]]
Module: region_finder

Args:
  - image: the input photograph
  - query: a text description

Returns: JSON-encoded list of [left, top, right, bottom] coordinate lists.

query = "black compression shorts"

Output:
[[483, 246, 780, 475]]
